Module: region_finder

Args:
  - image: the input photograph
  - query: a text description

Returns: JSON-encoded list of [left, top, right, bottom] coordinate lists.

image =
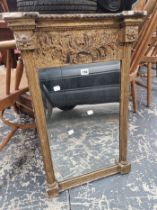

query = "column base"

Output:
[[118, 161, 131, 174]]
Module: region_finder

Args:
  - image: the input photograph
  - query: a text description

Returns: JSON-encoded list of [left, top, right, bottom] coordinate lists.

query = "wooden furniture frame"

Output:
[[131, 0, 157, 112], [138, 31, 157, 108], [133, 0, 146, 10], [136, 0, 157, 108], [0, 0, 14, 65], [0, 0, 35, 150], [0, 0, 9, 12], [0, 40, 36, 150], [3, 11, 145, 197]]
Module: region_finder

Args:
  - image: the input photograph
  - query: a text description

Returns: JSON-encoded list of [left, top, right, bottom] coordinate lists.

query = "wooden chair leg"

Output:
[[0, 2, 5, 11], [0, 0, 9, 12], [6, 49, 13, 95], [15, 57, 24, 90], [131, 80, 137, 113], [3, 0, 9, 11], [0, 109, 36, 150], [0, 127, 18, 150], [147, 62, 152, 107]]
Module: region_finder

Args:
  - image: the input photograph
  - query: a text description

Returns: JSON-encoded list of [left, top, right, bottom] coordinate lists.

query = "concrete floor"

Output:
[[48, 103, 119, 182], [0, 68, 157, 210]]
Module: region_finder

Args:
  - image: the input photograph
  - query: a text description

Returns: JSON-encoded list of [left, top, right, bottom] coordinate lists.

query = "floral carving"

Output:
[[34, 29, 123, 67], [15, 33, 36, 50], [125, 26, 138, 42]]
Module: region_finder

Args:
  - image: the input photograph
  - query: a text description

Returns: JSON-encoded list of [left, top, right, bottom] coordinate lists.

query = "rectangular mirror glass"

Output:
[[38, 61, 120, 182]]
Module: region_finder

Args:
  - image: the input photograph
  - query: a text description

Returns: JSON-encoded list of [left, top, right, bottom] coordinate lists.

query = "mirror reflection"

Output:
[[38, 61, 120, 181]]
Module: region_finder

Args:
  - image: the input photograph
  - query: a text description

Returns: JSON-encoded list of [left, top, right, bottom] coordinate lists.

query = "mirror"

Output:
[[38, 60, 120, 182]]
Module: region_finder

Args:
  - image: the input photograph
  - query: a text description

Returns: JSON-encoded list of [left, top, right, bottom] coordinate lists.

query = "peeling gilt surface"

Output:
[[0, 67, 157, 209]]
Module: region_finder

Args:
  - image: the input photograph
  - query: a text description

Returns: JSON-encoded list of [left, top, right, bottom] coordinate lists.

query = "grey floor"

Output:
[[1, 69, 157, 210], [48, 103, 119, 182]]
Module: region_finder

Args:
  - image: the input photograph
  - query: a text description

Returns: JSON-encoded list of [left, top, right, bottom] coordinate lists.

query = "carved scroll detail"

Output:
[[34, 29, 123, 68]]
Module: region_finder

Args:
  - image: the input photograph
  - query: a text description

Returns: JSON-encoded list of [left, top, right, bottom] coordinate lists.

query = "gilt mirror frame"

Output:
[[3, 11, 145, 197]]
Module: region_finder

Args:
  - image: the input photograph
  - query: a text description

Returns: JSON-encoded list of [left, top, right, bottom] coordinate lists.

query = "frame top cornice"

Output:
[[2, 11, 146, 20]]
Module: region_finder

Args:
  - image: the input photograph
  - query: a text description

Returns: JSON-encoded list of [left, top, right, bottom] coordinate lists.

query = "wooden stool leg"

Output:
[[6, 49, 13, 95], [0, 127, 18, 150], [147, 62, 152, 107], [15, 57, 24, 90], [0, 2, 5, 11], [0, 0, 9, 12], [0, 109, 36, 150], [131, 80, 137, 113], [3, 0, 9, 11]]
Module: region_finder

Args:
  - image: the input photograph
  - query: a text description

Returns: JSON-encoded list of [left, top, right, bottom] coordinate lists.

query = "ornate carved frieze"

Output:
[[34, 29, 123, 68]]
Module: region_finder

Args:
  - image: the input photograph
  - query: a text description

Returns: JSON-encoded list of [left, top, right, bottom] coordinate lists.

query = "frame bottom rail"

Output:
[[47, 163, 131, 197]]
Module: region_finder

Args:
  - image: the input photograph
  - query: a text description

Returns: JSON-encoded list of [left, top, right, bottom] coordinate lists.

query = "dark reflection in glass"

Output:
[[38, 61, 120, 181]]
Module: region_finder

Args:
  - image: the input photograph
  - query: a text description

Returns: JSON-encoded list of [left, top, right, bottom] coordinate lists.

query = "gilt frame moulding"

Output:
[[3, 11, 146, 197]]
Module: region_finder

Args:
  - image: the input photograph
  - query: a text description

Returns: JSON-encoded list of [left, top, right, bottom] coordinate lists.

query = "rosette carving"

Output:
[[125, 26, 138, 42], [15, 33, 36, 50]]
